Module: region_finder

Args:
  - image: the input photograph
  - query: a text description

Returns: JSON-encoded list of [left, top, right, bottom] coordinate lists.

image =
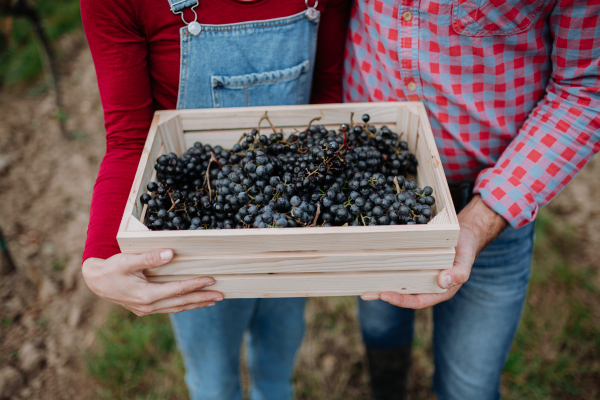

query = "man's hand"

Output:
[[361, 194, 508, 309], [83, 249, 224, 316]]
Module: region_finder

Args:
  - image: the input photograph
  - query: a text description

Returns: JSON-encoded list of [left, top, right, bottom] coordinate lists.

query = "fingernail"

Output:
[[362, 295, 380, 301], [207, 302, 216, 307], [443, 275, 452, 289], [213, 297, 223, 302], [160, 250, 173, 262], [205, 280, 216, 286]]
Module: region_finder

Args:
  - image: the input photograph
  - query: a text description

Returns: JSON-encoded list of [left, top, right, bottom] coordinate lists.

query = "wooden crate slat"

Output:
[[128, 215, 150, 232], [140, 167, 159, 225], [159, 126, 176, 154], [185, 129, 257, 149], [172, 115, 185, 154], [182, 123, 398, 150], [415, 127, 443, 217], [145, 269, 446, 298], [158, 115, 185, 155], [416, 106, 458, 225], [118, 224, 460, 255], [430, 207, 450, 225], [118, 115, 161, 232], [396, 106, 420, 150], [156, 102, 414, 132], [144, 247, 455, 275]]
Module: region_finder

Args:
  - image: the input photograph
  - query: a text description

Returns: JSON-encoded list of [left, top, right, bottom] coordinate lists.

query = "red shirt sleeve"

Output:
[[311, 0, 350, 104], [81, 0, 154, 261]]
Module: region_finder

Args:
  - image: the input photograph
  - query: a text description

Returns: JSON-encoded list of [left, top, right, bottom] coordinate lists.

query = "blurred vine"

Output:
[[0, 0, 82, 137]]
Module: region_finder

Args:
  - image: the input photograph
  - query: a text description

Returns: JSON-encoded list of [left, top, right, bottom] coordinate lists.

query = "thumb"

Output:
[[129, 249, 174, 272], [438, 242, 476, 289]]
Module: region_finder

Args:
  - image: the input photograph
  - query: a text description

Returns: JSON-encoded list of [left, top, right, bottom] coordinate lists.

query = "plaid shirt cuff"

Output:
[[474, 167, 538, 228]]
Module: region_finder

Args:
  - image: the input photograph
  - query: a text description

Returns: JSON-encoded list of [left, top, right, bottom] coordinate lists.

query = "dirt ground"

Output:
[[0, 34, 599, 400], [0, 33, 108, 399]]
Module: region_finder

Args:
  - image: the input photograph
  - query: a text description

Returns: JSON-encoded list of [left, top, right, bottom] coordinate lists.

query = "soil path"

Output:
[[0, 34, 108, 400]]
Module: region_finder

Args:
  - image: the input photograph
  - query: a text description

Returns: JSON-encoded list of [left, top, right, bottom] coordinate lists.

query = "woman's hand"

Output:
[[82, 249, 223, 316]]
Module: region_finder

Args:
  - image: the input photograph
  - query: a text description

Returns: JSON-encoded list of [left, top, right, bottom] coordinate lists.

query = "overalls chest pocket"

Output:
[[211, 60, 310, 108], [451, 0, 545, 36], [174, 4, 319, 111]]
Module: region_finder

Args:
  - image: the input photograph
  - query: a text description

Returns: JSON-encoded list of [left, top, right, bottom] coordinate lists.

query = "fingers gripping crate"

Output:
[[117, 102, 460, 298]]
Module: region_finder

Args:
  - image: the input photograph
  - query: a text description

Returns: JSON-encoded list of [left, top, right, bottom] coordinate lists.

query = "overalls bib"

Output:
[[166, 2, 318, 399], [167, 0, 320, 109]]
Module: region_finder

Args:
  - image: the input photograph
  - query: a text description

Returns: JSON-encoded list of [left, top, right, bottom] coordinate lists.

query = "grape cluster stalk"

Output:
[[140, 113, 435, 230]]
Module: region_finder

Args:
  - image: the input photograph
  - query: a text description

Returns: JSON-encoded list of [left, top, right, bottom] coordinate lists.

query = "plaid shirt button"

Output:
[[402, 12, 412, 21], [406, 82, 416, 92]]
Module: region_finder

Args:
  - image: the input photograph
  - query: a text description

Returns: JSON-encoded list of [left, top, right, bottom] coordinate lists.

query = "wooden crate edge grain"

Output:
[[118, 114, 161, 233], [145, 270, 447, 298], [144, 247, 455, 275], [415, 103, 459, 224], [117, 224, 459, 255], [156, 101, 425, 132]]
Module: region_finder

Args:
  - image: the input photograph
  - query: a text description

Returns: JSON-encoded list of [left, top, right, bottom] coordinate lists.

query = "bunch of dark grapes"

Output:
[[140, 113, 434, 230]]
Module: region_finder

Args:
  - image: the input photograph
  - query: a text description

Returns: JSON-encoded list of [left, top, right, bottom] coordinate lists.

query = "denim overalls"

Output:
[[170, 0, 318, 109], [166, 2, 319, 399]]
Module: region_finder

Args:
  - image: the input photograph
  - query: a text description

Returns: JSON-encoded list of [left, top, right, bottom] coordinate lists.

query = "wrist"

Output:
[[82, 257, 104, 268], [458, 194, 508, 254], [82, 257, 105, 281]]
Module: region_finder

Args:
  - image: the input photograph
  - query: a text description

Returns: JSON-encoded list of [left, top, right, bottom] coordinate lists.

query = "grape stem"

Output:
[[341, 124, 348, 148], [321, 147, 347, 169], [307, 204, 321, 227], [167, 191, 181, 213], [210, 152, 223, 168], [257, 112, 278, 135], [393, 176, 401, 195], [305, 116, 322, 134], [305, 168, 320, 178], [167, 198, 180, 213], [205, 152, 222, 197], [350, 111, 355, 128]]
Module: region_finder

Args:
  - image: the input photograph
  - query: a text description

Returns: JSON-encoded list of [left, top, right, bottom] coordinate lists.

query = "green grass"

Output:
[[86, 309, 188, 400], [501, 211, 600, 400], [86, 209, 600, 399], [0, 0, 82, 86], [51, 256, 67, 271]]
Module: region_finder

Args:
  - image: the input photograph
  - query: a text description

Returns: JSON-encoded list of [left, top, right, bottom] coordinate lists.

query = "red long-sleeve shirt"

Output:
[[81, 0, 350, 261]]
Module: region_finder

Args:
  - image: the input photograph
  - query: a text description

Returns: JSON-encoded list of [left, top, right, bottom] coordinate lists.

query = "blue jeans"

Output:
[[169, 297, 306, 400], [359, 223, 535, 400]]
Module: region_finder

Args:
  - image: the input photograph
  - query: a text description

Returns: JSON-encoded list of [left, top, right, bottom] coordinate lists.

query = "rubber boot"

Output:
[[366, 345, 412, 400]]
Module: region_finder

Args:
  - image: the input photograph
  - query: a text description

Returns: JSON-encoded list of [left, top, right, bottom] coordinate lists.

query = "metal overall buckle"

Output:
[[170, 0, 202, 36], [305, 0, 319, 21]]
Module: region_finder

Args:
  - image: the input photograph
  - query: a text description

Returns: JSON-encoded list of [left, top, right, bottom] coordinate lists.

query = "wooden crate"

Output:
[[117, 102, 460, 298]]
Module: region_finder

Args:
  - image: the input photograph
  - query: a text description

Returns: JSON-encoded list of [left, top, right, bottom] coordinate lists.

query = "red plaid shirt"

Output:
[[343, 0, 600, 227]]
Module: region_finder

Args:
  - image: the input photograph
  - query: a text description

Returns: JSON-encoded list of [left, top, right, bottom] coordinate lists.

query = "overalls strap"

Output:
[[168, 0, 198, 13]]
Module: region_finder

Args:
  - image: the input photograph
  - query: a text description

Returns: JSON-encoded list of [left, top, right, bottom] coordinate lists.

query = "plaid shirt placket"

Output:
[[343, 0, 600, 228]]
